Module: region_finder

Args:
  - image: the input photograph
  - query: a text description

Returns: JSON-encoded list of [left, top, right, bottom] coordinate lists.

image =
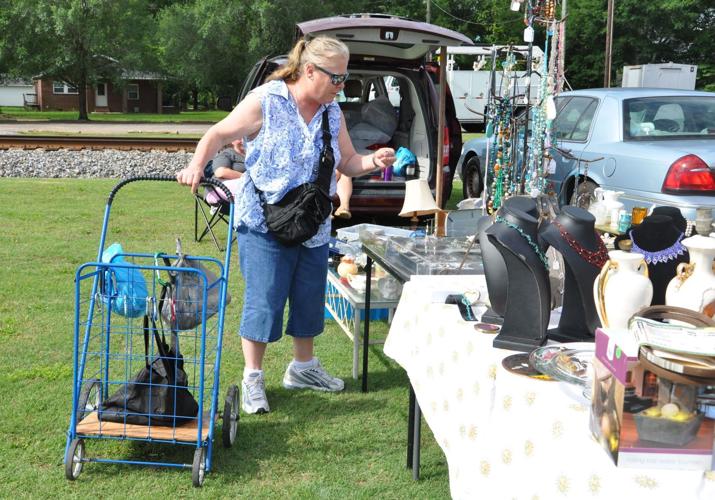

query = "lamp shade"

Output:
[[399, 179, 439, 217]]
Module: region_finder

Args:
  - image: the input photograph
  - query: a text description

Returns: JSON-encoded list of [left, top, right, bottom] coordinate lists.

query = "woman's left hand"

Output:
[[372, 147, 396, 169]]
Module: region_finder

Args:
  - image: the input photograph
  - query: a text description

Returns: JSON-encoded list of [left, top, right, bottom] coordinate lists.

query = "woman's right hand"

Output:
[[176, 164, 204, 193]]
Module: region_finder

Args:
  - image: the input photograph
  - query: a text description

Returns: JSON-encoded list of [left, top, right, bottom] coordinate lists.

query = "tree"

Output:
[[157, 0, 254, 109], [0, 0, 156, 120]]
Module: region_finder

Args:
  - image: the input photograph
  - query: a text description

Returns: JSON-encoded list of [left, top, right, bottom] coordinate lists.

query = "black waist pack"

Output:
[[258, 109, 334, 247], [100, 315, 199, 426]]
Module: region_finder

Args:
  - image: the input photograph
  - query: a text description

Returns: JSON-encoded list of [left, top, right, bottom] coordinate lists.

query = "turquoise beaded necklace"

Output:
[[495, 215, 550, 270]]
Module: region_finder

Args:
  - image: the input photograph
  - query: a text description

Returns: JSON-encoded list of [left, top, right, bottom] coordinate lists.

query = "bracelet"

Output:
[[372, 154, 380, 169]]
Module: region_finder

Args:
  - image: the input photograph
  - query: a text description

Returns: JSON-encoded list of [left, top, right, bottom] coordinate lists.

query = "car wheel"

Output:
[[462, 157, 483, 199], [570, 179, 599, 210]]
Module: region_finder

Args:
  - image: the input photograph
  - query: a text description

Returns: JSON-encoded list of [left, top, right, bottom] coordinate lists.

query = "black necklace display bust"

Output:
[[478, 196, 540, 325], [540, 206, 606, 342], [485, 206, 550, 351], [621, 214, 689, 305]]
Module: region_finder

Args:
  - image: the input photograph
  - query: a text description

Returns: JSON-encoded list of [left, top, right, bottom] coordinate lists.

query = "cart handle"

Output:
[[107, 174, 234, 205]]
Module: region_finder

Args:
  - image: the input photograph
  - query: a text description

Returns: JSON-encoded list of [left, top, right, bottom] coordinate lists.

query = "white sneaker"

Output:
[[282, 359, 345, 392], [241, 372, 269, 414]]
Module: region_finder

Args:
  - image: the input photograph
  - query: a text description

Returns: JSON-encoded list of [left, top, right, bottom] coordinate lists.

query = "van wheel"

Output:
[[570, 179, 598, 210], [462, 157, 483, 199]]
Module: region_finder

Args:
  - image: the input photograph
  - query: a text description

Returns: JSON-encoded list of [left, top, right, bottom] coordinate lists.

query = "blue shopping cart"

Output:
[[64, 175, 236, 487]]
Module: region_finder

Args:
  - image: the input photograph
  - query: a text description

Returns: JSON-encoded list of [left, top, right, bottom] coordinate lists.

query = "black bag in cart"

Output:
[[100, 315, 199, 426], [257, 109, 334, 246]]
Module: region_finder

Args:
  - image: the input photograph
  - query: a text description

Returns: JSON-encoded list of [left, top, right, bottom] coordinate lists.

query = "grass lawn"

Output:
[[0, 178, 452, 497], [0, 106, 229, 123]]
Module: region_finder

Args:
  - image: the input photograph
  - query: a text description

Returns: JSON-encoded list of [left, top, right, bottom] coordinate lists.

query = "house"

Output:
[[0, 78, 34, 106], [32, 71, 165, 113]]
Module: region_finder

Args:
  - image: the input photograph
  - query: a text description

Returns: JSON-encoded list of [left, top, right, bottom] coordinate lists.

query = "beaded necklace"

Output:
[[552, 220, 609, 268], [495, 216, 550, 270], [629, 230, 686, 265]]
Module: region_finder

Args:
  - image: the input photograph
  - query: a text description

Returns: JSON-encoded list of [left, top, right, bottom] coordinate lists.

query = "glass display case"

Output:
[[380, 235, 483, 277]]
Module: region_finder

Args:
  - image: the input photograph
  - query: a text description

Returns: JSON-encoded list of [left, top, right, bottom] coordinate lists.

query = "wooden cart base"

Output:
[[76, 413, 210, 442]]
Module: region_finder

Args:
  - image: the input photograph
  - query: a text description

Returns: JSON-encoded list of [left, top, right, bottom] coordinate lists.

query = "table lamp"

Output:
[[399, 179, 439, 229]]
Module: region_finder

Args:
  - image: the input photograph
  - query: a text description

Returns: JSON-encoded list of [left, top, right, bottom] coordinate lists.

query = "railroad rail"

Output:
[[0, 135, 198, 152]]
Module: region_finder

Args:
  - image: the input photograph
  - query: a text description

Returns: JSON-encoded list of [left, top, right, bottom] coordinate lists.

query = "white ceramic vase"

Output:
[[594, 250, 653, 329], [665, 235, 715, 317]]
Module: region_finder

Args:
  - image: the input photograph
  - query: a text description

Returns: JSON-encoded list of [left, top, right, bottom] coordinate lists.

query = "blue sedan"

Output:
[[457, 88, 715, 219]]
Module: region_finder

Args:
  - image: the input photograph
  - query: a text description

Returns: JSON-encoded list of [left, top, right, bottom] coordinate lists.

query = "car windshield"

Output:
[[624, 96, 715, 140]]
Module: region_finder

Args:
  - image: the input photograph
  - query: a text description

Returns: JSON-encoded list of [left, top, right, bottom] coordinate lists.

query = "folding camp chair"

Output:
[[194, 179, 238, 252]]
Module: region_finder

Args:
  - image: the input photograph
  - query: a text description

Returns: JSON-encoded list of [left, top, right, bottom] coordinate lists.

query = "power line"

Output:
[[430, 0, 482, 26], [430, 0, 525, 27]]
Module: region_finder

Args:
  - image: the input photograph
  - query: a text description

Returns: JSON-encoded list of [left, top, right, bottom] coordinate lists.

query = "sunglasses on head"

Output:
[[314, 64, 349, 86]]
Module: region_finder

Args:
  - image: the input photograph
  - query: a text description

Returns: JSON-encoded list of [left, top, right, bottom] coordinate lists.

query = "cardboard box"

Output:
[[590, 328, 715, 470]]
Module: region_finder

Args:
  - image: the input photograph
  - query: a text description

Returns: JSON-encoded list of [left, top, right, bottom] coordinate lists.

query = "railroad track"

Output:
[[0, 135, 198, 152]]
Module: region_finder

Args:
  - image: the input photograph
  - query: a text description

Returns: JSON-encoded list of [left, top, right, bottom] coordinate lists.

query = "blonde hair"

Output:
[[267, 36, 349, 83]]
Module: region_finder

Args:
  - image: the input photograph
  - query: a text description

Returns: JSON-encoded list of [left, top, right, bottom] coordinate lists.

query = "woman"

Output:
[[177, 36, 395, 414]]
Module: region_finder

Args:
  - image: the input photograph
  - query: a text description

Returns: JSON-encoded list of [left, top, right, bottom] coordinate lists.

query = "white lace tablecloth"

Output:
[[384, 275, 715, 500]]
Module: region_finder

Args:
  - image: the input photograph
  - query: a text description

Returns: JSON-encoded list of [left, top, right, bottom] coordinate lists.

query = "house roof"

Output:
[[121, 70, 164, 81], [0, 76, 33, 86]]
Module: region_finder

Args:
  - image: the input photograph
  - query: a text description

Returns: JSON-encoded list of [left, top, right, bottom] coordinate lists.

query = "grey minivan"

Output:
[[239, 13, 473, 216]]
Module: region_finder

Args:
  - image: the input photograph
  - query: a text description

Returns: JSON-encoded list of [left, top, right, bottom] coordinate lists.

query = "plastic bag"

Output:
[[393, 147, 416, 177], [160, 239, 230, 330], [101, 242, 148, 318]]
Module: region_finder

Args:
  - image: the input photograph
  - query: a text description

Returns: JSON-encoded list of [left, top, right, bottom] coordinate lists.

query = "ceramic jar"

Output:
[[337, 255, 358, 278], [594, 250, 653, 329], [695, 207, 713, 236], [665, 235, 715, 317]]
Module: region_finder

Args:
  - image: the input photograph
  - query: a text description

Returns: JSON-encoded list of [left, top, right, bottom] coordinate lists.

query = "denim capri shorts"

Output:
[[237, 226, 329, 343]]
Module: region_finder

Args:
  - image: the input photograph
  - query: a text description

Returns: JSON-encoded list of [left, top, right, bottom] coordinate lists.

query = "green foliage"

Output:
[[1, 0, 714, 117], [0, 0, 157, 119], [567, 0, 715, 89]]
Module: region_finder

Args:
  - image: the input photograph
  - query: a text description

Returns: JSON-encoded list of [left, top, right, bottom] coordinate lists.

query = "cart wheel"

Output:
[[222, 385, 239, 447], [77, 379, 102, 424], [192, 447, 206, 487], [65, 438, 85, 480]]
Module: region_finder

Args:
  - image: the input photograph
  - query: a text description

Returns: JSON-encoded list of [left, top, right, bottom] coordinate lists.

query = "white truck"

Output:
[[621, 63, 698, 90], [443, 45, 543, 132]]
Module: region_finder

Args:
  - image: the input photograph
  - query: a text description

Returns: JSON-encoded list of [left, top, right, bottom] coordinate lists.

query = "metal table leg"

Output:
[[361, 256, 373, 393], [412, 396, 422, 480], [352, 314, 360, 380], [407, 383, 415, 469]]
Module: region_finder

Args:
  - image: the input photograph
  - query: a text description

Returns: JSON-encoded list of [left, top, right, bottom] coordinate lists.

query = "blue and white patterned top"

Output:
[[234, 79, 342, 248]]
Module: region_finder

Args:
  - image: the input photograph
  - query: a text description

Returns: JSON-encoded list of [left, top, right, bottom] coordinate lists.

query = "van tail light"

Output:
[[442, 126, 450, 168], [662, 155, 715, 193]]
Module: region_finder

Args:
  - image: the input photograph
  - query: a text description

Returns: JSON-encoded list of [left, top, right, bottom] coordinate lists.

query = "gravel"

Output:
[[0, 148, 194, 178]]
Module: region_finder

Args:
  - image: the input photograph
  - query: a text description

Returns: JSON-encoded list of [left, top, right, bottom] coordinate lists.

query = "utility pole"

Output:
[[561, 0, 567, 62], [426, 0, 431, 23], [603, 0, 614, 87]]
